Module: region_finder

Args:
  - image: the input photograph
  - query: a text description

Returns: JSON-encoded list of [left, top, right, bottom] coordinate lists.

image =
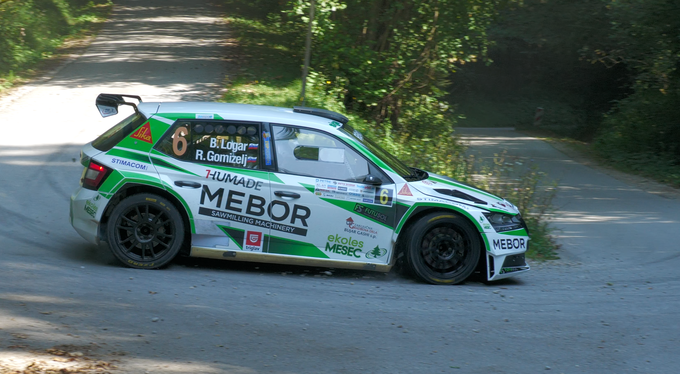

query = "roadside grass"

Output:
[[457, 152, 559, 260], [0, 0, 112, 94], [221, 0, 559, 260]]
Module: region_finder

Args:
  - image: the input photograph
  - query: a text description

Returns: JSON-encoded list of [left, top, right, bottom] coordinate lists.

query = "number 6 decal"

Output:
[[375, 188, 393, 206], [172, 126, 188, 156]]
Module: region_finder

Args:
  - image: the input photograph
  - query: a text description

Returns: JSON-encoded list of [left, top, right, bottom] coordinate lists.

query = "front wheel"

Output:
[[403, 212, 481, 285], [106, 193, 184, 269]]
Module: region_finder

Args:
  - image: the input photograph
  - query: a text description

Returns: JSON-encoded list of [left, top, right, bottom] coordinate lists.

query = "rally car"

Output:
[[69, 93, 530, 284]]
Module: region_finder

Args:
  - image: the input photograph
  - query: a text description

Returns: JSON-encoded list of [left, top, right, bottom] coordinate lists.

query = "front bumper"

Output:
[[70, 187, 107, 245], [487, 252, 530, 281], [483, 231, 531, 281]]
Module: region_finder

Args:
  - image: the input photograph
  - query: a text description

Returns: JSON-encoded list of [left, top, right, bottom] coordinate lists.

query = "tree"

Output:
[[285, 0, 510, 132], [593, 0, 680, 162]]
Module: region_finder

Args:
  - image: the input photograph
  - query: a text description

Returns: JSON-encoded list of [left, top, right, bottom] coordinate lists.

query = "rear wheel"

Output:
[[106, 193, 184, 269], [404, 212, 481, 285]]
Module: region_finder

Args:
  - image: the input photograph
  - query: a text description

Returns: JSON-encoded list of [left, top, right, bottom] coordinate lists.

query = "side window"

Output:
[[156, 121, 260, 169], [272, 125, 370, 182]]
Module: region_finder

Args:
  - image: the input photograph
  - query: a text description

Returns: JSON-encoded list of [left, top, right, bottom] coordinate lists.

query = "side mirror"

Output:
[[363, 174, 382, 186]]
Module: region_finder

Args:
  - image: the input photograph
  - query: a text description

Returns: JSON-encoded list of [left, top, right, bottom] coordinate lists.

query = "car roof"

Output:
[[138, 102, 339, 130]]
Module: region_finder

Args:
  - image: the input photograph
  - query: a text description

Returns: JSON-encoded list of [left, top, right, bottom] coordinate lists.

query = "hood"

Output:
[[410, 173, 519, 214]]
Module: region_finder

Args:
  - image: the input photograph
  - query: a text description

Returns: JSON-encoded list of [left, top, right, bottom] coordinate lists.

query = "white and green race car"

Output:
[[70, 94, 530, 284]]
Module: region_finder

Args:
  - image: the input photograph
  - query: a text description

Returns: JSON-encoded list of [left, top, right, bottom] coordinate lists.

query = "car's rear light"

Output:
[[81, 161, 111, 190]]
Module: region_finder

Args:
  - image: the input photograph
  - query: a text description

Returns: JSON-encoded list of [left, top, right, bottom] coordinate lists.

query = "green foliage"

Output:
[[0, 0, 111, 84], [454, 152, 558, 259], [448, 0, 680, 187], [450, 0, 628, 139], [221, 0, 558, 259], [593, 0, 680, 91], [591, 0, 680, 172], [283, 0, 509, 133], [594, 88, 680, 187]]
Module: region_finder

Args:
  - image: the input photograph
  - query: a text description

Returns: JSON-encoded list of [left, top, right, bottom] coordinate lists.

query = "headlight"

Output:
[[483, 212, 525, 233]]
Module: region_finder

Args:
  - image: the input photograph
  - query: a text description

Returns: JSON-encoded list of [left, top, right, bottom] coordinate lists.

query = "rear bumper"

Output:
[[70, 187, 106, 245]]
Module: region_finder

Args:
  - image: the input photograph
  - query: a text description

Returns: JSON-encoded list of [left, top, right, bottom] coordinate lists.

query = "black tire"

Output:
[[106, 193, 184, 269], [403, 212, 481, 285]]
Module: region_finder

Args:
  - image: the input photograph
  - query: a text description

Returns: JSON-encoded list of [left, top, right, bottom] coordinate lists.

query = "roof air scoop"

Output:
[[293, 106, 349, 124], [96, 93, 143, 118]]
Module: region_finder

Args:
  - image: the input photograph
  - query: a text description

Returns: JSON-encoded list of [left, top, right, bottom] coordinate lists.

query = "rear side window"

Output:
[[155, 120, 261, 169], [92, 113, 148, 152]]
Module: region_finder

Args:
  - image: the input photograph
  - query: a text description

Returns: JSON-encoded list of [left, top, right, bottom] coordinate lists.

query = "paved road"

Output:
[[1, 1, 679, 373]]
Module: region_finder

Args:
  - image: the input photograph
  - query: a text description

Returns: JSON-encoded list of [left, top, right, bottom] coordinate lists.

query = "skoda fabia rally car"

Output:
[[70, 93, 530, 285]]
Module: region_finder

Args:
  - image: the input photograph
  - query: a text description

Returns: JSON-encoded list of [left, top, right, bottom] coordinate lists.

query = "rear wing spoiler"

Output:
[[95, 93, 142, 118]]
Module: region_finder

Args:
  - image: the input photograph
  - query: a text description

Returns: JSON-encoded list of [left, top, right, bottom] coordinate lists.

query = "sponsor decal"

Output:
[[199, 185, 310, 236], [415, 197, 445, 203], [84, 200, 98, 218], [479, 215, 491, 230], [500, 267, 526, 274], [329, 121, 342, 128], [205, 170, 264, 190], [365, 245, 387, 259], [314, 180, 392, 207], [324, 234, 363, 258], [130, 122, 153, 143], [492, 238, 527, 251], [111, 158, 149, 171], [196, 114, 214, 119], [244, 230, 264, 252], [201, 207, 307, 236], [415, 198, 471, 210], [344, 217, 378, 238], [398, 184, 413, 196], [353, 204, 389, 225], [422, 180, 435, 186]]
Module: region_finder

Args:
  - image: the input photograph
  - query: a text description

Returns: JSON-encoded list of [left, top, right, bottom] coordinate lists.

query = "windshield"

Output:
[[92, 112, 147, 151], [339, 123, 424, 181]]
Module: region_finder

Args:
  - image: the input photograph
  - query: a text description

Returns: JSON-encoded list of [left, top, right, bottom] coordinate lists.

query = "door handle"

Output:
[[274, 191, 300, 199], [174, 180, 202, 188]]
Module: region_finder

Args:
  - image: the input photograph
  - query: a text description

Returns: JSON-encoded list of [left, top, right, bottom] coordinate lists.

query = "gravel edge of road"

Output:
[[535, 134, 680, 201]]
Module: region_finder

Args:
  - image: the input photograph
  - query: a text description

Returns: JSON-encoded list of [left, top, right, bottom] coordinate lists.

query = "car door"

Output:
[[266, 124, 397, 265], [152, 119, 271, 252]]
